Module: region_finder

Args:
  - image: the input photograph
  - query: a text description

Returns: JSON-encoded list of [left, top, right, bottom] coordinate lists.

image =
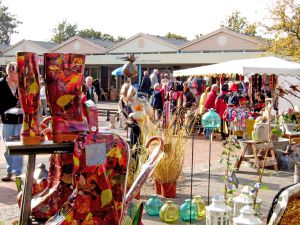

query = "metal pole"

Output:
[[208, 129, 212, 205], [189, 132, 195, 224]]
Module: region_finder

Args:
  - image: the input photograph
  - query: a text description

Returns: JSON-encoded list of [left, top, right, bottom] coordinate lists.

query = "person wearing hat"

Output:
[[215, 83, 229, 140]]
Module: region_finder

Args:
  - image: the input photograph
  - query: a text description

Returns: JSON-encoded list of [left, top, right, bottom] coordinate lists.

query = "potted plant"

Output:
[[271, 126, 283, 141], [152, 127, 186, 198]]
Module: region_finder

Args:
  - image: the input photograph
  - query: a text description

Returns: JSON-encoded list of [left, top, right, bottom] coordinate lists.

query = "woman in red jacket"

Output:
[[215, 83, 229, 140]]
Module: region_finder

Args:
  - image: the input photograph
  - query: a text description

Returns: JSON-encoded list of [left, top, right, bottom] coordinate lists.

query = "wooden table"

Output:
[[6, 140, 74, 225], [234, 139, 279, 171]]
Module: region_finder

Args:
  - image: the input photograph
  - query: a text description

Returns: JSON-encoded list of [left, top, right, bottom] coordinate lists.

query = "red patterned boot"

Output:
[[44, 53, 88, 143], [46, 132, 130, 225], [31, 153, 74, 220], [16, 52, 42, 145]]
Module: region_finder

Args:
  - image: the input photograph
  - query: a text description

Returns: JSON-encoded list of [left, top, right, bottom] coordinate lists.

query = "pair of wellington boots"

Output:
[[16, 52, 88, 144]]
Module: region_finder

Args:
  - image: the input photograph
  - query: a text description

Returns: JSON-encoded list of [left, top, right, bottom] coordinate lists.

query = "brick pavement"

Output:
[[0, 103, 296, 224]]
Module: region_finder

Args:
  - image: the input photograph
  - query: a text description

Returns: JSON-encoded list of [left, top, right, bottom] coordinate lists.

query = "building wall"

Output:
[[181, 33, 261, 52], [109, 37, 177, 54], [51, 39, 106, 54], [4, 42, 47, 56]]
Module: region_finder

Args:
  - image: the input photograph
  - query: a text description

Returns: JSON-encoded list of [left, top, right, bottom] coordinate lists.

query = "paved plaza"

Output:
[[0, 102, 296, 224]]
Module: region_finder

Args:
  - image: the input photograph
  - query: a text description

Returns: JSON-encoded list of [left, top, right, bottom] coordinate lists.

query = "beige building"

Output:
[[0, 28, 267, 94]]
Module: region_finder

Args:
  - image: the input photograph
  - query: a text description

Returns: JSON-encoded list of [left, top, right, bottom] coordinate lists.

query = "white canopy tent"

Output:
[[173, 56, 300, 77], [173, 56, 300, 113]]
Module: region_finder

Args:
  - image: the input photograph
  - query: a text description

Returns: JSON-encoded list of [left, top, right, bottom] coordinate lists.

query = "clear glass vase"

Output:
[[145, 194, 163, 216], [159, 200, 179, 223]]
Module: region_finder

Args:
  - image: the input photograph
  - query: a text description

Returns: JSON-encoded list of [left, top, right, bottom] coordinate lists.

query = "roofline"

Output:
[[179, 27, 266, 50], [2, 39, 27, 54], [49, 36, 107, 52], [107, 32, 180, 52], [3, 39, 56, 55]]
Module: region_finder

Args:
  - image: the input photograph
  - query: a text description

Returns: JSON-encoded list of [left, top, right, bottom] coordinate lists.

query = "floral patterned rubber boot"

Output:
[[16, 52, 42, 145], [44, 53, 88, 143], [46, 132, 130, 225], [31, 153, 74, 220]]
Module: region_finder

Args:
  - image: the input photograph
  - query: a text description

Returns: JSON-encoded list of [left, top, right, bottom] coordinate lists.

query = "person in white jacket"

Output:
[[150, 69, 159, 93]]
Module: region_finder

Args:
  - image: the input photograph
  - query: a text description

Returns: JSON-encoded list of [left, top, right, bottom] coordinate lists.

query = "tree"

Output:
[[101, 33, 114, 42], [164, 32, 187, 40], [115, 36, 126, 42], [51, 19, 78, 44], [0, 1, 21, 44], [78, 28, 102, 39], [265, 0, 300, 61], [221, 10, 257, 36]]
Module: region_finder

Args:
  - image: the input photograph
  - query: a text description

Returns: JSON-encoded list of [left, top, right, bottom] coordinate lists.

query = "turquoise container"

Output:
[[201, 108, 221, 129], [179, 199, 198, 222], [145, 194, 163, 216]]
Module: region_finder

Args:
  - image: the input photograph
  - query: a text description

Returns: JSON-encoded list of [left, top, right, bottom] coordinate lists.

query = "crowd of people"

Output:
[[0, 62, 271, 182], [132, 71, 271, 141]]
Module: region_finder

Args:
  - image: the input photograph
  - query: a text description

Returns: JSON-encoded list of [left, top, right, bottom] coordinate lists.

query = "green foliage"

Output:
[[265, 0, 300, 61], [78, 28, 116, 42], [115, 36, 126, 42], [78, 28, 103, 39], [221, 10, 257, 36], [0, 0, 22, 44], [51, 19, 78, 44], [52, 20, 123, 43], [221, 138, 239, 200], [164, 32, 187, 40]]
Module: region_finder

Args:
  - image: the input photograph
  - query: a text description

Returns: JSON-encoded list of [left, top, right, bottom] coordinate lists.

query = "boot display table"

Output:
[[6, 141, 74, 225]]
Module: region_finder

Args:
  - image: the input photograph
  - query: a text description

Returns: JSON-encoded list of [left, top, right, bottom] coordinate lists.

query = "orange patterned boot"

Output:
[[16, 52, 42, 145]]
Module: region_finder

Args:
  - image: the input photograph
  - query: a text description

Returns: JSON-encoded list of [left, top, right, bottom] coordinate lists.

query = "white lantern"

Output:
[[233, 205, 263, 225], [206, 194, 232, 225], [233, 186, 253, 217]]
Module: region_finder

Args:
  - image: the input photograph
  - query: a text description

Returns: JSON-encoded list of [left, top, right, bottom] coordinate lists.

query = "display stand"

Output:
[[6, 141, 74, 225]]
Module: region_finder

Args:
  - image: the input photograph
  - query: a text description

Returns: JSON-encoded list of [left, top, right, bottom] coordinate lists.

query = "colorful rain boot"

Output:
[[44, 53, 88, 143], [31, 153, 74, 220], [16, 52, 42, 145], [46, 132, 130, 225]]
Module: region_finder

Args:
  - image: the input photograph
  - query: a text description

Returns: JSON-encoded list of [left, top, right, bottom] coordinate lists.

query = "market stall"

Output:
[[174, 56, 300, 113]]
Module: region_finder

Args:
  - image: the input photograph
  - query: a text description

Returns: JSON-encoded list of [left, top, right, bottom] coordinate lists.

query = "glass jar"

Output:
[[159, 200, 179, 223], [180, 199, 198, 222], [192, 195, 206, 220], [145, 194, 163, 216], [201, 109, 221, 129]]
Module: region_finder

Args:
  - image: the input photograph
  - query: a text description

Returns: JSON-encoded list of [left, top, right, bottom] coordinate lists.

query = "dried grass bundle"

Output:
[[152, 127, 186, 183], [126, 112, 187, 187], [279, 198, 300, 225]]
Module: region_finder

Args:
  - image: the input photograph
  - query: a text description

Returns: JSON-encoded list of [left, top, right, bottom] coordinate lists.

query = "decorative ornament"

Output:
[[145, 194, 163, 216], [233, 205, 263, 225], [205, 194, 232, 225], [159, 200, 179, 223], [192, 195, 206, 220], [179, 199, 198, 222], [233, 186, 254, 217], [201, 109, 221, 129], [122, 54, 138, 78]]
